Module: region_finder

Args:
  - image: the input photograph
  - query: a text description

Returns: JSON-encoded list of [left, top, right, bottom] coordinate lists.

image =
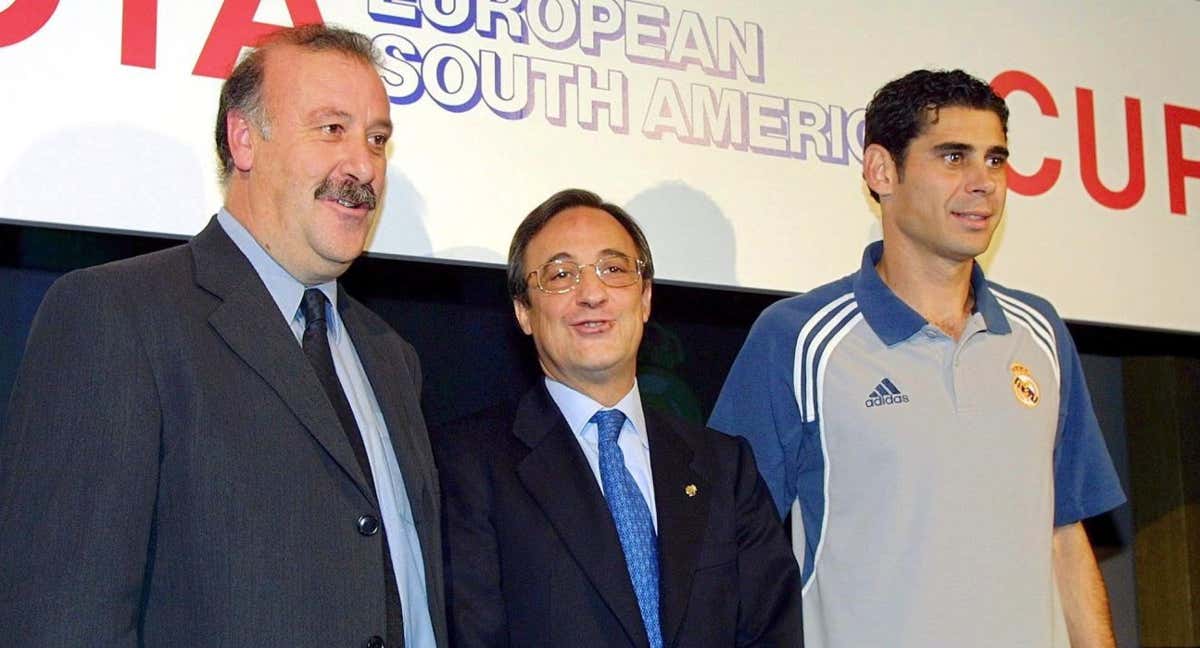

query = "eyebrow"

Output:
[[931, 142, 1010, 158], [307, 107, 352, 124], [540, 248, 630, 264], [307, 108, 393, 134]]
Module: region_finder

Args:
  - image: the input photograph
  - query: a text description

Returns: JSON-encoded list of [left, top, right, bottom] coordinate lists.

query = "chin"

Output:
[[319, 236, 369, 263]]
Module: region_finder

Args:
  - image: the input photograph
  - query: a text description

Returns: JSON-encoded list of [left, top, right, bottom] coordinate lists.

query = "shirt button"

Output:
[[365, 636, 385, 648], [357, 514, 380, 536]]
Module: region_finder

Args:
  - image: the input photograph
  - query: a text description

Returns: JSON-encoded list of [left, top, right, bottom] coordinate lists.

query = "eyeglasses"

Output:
[[527, 254, 645, 294]]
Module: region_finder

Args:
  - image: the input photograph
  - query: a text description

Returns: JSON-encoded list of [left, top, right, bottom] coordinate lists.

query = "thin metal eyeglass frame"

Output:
[[527, 256, 646, 295]]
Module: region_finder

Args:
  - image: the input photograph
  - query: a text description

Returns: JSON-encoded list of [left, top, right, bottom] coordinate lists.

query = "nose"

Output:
[[339, 136, 377, 186], [965, 160, 997, 196], [575, 264, 609, 307]]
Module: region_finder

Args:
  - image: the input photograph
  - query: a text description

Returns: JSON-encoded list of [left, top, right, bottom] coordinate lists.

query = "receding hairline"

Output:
[[251, 43, 391, 123], [522, 208, 642, 267]]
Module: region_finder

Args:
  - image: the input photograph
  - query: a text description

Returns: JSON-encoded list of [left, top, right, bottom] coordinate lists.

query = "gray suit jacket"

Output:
[[0, 218, 447, 647]]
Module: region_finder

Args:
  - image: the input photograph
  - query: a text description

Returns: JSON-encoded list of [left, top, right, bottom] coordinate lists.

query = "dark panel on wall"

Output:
[[1125, 356, 1200, 647]]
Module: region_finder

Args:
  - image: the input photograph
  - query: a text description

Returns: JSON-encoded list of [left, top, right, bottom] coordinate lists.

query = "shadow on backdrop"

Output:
[[368, 164, 433, 257], [0, 126, 206, 236], [626, 181, 738, 423]]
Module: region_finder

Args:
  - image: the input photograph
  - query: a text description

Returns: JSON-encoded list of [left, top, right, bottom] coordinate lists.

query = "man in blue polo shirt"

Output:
[[710, 69, 1125, 647]]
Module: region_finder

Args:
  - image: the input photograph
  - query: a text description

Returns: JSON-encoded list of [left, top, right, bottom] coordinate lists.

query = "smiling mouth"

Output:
[[951, 210, 994, 229], [952, 210, 990, 220], [572, 319, 613, 332], [315, 178, 377, 211]]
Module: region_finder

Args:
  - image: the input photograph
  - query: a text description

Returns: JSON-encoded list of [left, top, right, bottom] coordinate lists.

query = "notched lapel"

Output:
[[513, 387, 652, 648], [192, 219, 376, 504], [649, 411, 711, 648]]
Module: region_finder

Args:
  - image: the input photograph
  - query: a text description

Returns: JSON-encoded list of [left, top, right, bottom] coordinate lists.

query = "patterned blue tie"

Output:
[[593, 409, 662, 648]]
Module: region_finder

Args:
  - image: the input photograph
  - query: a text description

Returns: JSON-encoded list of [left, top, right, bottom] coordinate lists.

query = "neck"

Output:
[[546, 367, 634, 408], [876, 245, 975, 341], [224, 183, 341, 286]]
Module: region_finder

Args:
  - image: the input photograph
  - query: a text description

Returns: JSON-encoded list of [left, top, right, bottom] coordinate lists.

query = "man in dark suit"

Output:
[[435, 189, 802, 647], [0, 25, 444, 648]]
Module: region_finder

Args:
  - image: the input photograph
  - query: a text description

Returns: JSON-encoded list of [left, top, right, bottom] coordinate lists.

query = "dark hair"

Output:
[[864, 69, 1009, 202], [214, 24, 381, 183], [507, 188, 655, 305]]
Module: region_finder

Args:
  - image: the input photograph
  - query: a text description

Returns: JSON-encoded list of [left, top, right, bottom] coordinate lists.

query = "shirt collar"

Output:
[[544, 377, 649, 450], [853, 240, 1010, 346], [217, 208, 341, 339]]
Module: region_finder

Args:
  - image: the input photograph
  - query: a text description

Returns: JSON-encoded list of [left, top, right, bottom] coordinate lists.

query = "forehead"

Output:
[[260, 45, 388, 115], [914, 106, 1006, 146], [525, 206, 637, 263]]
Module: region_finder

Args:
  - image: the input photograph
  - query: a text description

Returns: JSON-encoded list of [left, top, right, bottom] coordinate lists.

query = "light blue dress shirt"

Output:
[[544, 377, 658, 529], [218, 209, 436, 647]]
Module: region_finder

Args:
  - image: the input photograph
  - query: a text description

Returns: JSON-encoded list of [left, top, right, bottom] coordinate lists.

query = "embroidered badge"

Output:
[[1010, 362, 1040, 408]]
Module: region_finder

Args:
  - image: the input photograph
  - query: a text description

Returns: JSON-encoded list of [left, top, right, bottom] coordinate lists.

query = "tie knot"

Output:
[[591, 409, 626, 445], [301, 289, 328, 330]]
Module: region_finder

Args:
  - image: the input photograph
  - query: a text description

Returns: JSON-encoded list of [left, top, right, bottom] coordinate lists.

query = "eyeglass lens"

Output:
[[537, 255, 640, 292]]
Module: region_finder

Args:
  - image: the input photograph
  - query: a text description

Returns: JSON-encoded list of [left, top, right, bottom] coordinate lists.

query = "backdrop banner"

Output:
[[1, 1, 1197, 332]]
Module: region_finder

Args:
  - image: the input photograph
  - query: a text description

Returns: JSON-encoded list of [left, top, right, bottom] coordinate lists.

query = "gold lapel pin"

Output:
[[685, 484, 698, 497]]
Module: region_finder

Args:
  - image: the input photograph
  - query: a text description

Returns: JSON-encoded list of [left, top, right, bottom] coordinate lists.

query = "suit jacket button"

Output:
[[357, 514, 380, 536], [365, 635, 385, 648]]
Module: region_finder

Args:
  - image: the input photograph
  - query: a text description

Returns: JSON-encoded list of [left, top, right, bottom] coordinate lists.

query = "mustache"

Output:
[[314, 178, 377, 210]]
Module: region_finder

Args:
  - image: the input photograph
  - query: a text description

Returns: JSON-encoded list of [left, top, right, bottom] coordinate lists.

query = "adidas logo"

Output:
[[864, 378, 910, 408]]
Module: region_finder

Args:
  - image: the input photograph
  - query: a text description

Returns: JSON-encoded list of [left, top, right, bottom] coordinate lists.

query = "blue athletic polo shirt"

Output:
[[710, 241, 1125, 648]]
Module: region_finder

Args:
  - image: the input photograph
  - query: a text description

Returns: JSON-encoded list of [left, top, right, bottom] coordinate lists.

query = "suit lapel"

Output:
[[648, 410, 711, 648], [514, 386, 651, 648], [191, 218, 376, 504]]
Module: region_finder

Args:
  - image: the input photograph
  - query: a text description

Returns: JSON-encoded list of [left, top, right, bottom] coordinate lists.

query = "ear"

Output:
[[513, 299, 534, 336], [226, 110, 256, 173], [863, 143, 899, 200], [640, 280, 652, 323]]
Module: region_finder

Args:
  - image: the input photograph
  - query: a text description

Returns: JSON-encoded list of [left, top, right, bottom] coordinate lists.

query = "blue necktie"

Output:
[[593, 409, 662, 648]]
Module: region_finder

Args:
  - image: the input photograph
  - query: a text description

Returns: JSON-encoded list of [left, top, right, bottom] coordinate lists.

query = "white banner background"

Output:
[[1, 0, 1197, 332]]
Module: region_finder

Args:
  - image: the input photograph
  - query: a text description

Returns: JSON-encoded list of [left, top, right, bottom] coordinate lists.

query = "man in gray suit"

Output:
[[0, 25, 444, 648]]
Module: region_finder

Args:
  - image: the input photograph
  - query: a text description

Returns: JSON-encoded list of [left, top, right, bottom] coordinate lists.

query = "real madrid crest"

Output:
[[1010, 362, 1040, 408]]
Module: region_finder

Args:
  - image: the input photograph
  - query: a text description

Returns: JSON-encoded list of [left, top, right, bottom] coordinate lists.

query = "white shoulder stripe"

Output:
[[792, 292, 854, 420], [803, 311, 862, 595], [995, 293, 1061, 385], [794, 294, 858, 422], [994, 292, 1055, 347]]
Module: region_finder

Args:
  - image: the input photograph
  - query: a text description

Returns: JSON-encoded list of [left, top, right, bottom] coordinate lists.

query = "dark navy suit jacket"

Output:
[[434, 383, 802, 647]]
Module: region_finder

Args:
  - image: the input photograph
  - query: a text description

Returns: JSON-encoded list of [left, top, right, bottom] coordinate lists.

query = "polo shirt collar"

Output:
[[969, 262, 1011, 336], [853, 240, 1010, 346]]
